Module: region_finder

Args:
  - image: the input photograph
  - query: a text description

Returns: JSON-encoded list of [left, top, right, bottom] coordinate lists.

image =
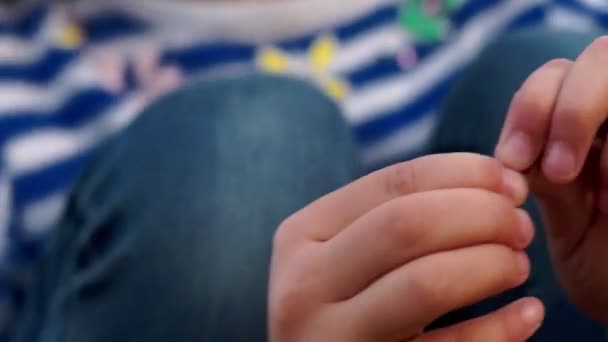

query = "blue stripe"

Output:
[[346, 56, 404, 86], [83, 10, 149, 43], [162, 43, 255, 73], [345, 42, 439, 86], [12, 151, 94, 208], [504, 5, 546, 32], [345, 0, 534, 87], [0, 11, 146, 83], [554, 0, 608, 27], [336, 5, 399, 41], [0, 3, 47, 38], [161, 5, 397, 72], [451, 0, 503, 29], [353, 3, 548, 144], [0, 89, 119, 144], [162, 6, 399, 74], [0, 48, 79, 83], [0, 4, 396, 84], [354, 73, 457, 144]]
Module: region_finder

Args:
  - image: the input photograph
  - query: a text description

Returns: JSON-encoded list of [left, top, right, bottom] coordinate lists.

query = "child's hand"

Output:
[[269, 153, 544, 342], [495, 36, 608, 323]]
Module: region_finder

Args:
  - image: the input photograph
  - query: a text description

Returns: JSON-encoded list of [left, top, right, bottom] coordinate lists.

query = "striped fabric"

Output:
[[0, 0, 605, 334]]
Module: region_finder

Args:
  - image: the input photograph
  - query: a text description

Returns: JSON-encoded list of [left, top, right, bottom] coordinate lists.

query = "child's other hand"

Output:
[[495, 36, 608, 323], [269, 153, 543, 342]]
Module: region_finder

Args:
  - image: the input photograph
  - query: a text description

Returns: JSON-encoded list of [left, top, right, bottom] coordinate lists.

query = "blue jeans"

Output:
[[12, 75, 361, 342], [11, 30, 608, 341]]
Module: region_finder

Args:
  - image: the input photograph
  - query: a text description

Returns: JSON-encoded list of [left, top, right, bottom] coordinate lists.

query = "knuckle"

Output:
[[407, 269, 447, 305], [383, 199, 427, 246], [589, 36, 608, 53], [472, 157, 504, 191], [497, 314, 518, 342], [453, 324, 477, 342], [270, 285, 311, 337], [554, 105, 596, 133], [274, 216, 301, 252], [383, 161, 420, 197], [479, 192, 514, 220], [270, 261, 323, 336], [489, 245, 526, 284], [512, 84, 554, 119]]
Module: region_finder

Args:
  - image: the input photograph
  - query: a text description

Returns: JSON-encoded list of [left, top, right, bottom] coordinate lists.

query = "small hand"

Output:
[[496, 36, 608, 322], [270, 153, 544, 341]]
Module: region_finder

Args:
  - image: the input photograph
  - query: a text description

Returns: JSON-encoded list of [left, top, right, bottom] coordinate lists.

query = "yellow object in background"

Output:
[[58, 24, 85, 49], [310, 35, 336, 75], [257, 48, 289, 73], [256, 35, 349, 101]]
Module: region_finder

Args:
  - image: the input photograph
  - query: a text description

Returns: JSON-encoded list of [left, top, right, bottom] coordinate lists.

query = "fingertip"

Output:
[[502, 168, 529, 205], [515, 209, 535, 249], [515, 252, 531, 285], [495, 132, 535, 171], [542, 141, 579, 183], [519, 297, 545, 334]]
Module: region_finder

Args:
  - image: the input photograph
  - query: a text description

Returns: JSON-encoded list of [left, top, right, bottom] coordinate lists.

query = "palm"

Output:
[[530, 147, 608, 322]]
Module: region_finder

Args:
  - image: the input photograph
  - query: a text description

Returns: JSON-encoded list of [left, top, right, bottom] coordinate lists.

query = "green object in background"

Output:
[[399, 0, 465, 43]]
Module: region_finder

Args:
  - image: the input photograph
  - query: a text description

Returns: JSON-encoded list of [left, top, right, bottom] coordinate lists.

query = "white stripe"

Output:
[[332, 25, 409, 74], [0, 37, 48, 64], [344, 0, 546, 124], [0, 2, 403, 113], [0, 172, 10, 259], [0, 5, 60, 65], [546, 5, 598, 31], [361, 113, 436, 165], [6, 93, 147, 175], [577, 0, 608, 12], [0, 16, 402, 115], [22, 191, 66, 237], [0, 60, 99, 115], [0, 49, 118, 115], [0, 38, 156, 115]]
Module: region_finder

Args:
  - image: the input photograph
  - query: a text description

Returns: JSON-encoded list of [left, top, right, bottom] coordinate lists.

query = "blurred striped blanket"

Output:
[[0, 0, 606, 334]]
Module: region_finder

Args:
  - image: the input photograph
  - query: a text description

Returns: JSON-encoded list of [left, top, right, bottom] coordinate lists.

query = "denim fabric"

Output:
[[430, 28, 607, 341], [12, 74, 361, 342]]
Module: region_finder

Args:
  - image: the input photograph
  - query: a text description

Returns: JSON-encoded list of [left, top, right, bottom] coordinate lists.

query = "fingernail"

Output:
[[496, 132, 533, 170], [543, 141, 577, 182], [517, 253, 530, 283], [516, 209, 534, 248], [502, 169, 528, 204], [598, 188, 608, 215], [521, 299, 544, 329]]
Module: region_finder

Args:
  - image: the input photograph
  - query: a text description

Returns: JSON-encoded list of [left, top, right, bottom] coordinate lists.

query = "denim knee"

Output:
[[25, 74, 361, 342]]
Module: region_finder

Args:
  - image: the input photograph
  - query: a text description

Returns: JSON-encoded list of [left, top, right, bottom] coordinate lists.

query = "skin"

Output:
[[495, 36, 608, 323], [269, 153, 544, 342]]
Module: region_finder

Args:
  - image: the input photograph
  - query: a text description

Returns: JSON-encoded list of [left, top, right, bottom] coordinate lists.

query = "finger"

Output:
[[321, 188, 533, 300], [415, 298, 544, 342], [528, 145, 599, 261], [597, 134, 608, 215], [284, 153, 527, 241], [495, 58, 573, 171], [542, 36, 608, 183], [342, 244, 530, 341]]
